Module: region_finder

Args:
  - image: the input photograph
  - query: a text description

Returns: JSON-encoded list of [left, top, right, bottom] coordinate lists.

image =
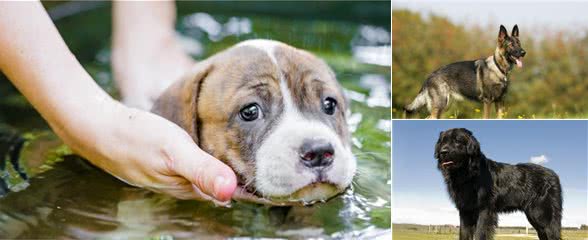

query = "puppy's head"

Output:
[[497, 24, 526, 68], [434, 128, 481, 171], [152, 39, 355, 204]]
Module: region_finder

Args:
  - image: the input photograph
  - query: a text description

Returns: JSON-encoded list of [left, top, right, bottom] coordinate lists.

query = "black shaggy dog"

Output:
[[435, 128, 562, 240]]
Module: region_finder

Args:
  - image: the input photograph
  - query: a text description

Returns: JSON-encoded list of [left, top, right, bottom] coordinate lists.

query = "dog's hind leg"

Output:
[[544, 208, 562, 240], [525, 211, 548, 240], [459, 211, 477, 240], [544, 225, 561, 240], [474, 209, 497, 240], [525, 208, 561, 240]]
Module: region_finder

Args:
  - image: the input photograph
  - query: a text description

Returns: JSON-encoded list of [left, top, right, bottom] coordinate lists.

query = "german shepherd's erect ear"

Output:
[[511, 24, 519, 38], [151, 62, 213, 145], [498, 25, 508, 44]]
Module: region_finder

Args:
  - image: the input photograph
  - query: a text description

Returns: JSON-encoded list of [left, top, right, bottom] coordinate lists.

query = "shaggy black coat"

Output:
[[435, 128, 562, 240]]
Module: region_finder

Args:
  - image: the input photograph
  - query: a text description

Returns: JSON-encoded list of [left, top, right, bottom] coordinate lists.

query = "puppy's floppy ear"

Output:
[[151, 62, 213, 145], [511, 24, 519, 38], [498, 25, 508, 44]]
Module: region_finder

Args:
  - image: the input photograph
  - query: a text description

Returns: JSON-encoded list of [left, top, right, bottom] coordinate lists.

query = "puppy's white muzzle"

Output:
[[254, 112, 356, 203]]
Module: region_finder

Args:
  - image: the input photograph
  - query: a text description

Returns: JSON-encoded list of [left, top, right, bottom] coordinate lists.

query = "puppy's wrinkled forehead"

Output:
[[233, 40, 340, 98], [234, 39, 334, 76], [200, 39, 345, 121]]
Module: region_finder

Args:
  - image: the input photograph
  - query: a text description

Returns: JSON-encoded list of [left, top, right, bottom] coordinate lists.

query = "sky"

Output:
[[392, 120, 588, 227], [393, 0, 588, 36]]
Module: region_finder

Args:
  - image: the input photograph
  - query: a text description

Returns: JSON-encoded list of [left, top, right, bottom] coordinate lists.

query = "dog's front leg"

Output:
[[429, 108, 440, 119], [459, 210, 477, 240], [474, 208, 497, 240], [495, 101, 505, 119], [482, 102, 491, 119]]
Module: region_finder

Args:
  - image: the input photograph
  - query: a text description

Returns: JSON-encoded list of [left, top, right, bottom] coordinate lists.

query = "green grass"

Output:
[[393, 229, 588, 240], [391, 107, 588, 119], [393, 230, 455, 240]]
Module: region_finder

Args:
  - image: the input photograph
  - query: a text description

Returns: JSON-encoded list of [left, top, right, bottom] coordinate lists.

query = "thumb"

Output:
[[165, 135, 237, 202]]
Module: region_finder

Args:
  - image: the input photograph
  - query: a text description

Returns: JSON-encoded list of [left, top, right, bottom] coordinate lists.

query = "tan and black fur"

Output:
[[404, 25, 526, 119]]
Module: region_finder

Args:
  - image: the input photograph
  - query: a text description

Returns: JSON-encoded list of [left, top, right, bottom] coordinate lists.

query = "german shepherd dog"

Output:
[[404, 25, 526, 119]]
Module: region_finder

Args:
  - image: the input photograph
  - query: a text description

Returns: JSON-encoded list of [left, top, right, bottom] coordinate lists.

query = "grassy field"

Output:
[[391, 106, 588, 119], [393, 225, 588, 240], [393, 229, 588, 240]]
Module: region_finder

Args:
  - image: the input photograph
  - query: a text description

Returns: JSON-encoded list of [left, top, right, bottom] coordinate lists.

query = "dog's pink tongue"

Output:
[[515, 58, 523, 68], [442, 161, 454, 167]]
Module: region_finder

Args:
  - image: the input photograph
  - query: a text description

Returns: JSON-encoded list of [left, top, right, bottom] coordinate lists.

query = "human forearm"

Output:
[[0, 1, 116, 142], [112, 0, 177, 44], [111, 0, 194, 110], [0, 1, 238, 203]]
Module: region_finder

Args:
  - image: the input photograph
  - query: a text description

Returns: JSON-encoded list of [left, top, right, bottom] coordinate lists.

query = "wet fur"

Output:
[[435, 128, 562, 240], [404, 25, 525, 119]]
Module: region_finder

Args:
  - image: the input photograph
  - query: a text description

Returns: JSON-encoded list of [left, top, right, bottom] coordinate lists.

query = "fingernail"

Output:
[[213, 176, 231, 200]]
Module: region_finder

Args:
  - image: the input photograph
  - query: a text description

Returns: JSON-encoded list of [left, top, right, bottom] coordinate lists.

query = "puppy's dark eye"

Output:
[[322, 97, 337, 115], [239, 103, 261, 121]]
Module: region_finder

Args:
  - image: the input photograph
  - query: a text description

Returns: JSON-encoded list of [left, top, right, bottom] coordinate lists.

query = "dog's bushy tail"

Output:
[[403, 89, 427, 118]]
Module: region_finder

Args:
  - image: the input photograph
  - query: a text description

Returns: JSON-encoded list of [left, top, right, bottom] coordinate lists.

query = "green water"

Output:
[[0, 2, 390, 238]]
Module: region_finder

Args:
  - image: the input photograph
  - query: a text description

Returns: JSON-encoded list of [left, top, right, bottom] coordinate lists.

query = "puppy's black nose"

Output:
[[299, 139, 334, 168], [520, 50, 526, 57]]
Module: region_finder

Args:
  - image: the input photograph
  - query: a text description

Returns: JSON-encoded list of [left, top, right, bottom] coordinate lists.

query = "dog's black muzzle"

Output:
[[509, 49, 526, 59], [438, 147, 450, 159]]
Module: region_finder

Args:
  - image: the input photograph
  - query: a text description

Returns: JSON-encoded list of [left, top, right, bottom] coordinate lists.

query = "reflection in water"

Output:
[[0, 156, 384, 238], [352, 25, 391, 66], [360, 74, 392, 108], [0, 4, 390, 239], [353, 46, 392, 66]]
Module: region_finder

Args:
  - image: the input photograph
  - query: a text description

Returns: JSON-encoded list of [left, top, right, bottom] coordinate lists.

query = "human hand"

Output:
[[64, 100, 293, 206], [61, 100, 237, 204], [0, 1, 279, 206]]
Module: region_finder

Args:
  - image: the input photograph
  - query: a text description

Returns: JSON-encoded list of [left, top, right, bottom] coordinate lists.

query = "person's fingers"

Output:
[[162, 132, 237, 202]]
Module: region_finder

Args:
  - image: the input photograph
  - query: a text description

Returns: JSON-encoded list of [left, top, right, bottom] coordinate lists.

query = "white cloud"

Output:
[[529, 155, 549, 165]]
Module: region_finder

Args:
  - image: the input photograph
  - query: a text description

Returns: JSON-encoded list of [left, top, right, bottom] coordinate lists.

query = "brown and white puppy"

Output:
[[152, 39, 356, 204]]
